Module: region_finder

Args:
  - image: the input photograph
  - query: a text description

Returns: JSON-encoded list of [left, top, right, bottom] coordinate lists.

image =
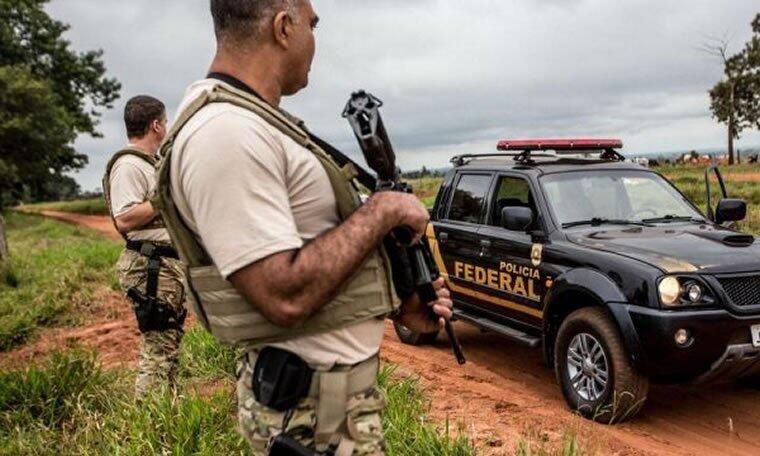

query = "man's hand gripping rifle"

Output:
[[343, 91, 465, 365]]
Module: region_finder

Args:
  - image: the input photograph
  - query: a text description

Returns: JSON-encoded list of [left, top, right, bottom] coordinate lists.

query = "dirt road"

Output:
[[22, 212, 760, 455]]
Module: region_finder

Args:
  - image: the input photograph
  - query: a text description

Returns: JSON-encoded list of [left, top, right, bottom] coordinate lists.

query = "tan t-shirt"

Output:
[[108, 151, 170, 243], [170, 79, 384, 368]]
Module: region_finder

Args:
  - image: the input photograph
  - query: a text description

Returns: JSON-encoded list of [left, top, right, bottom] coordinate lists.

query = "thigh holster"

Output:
[[125, 241, 187, 333]]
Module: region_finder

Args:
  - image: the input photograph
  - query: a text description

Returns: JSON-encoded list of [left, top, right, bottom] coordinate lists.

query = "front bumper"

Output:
[[695, 344, 760, 383], [608, 303, 760, 382]]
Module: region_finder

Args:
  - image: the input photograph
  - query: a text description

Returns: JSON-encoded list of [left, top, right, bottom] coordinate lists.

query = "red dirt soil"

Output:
[[1, 287, 141, 370], [5, 212, 760, 455]]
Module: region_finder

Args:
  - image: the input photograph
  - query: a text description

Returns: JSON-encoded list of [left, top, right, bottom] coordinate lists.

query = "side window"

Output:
[[447, 174, 492, 224], [491, 176, 536, 229]]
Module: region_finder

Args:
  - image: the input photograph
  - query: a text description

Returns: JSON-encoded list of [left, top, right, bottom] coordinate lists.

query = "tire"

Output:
[[554, 307, 649, 424], [393, 322, 439, 346]]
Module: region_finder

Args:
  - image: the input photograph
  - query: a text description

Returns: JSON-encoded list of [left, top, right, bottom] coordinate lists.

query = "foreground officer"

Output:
[[104, 95, 187, 399], [154, 0, 453, 454]]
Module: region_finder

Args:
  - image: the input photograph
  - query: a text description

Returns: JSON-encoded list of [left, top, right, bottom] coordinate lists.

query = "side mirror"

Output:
[[715, 198, 747, 224], [501, 206, 533, 231]]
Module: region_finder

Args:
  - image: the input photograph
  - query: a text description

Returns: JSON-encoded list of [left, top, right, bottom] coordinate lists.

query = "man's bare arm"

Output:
[[114, 201, 157, 234], [229, 192, 429, 328]]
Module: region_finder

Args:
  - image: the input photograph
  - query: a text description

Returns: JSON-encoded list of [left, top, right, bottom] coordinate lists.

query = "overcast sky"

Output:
[[47, 0, 760, 191]]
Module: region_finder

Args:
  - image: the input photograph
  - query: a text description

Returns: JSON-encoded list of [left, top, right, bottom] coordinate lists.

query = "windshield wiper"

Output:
[[641, 215, 703, 224], [562, 218, 654, 229]]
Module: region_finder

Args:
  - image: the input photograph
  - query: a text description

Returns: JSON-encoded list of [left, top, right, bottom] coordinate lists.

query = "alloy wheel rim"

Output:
[[567, 333, 609, 401]]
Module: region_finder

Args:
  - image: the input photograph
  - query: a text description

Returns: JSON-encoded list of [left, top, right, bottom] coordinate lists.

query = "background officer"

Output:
[[104, 95, 187, 399]]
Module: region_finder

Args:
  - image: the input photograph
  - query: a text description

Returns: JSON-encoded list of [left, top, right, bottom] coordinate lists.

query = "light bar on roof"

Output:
[[497, 138, 623, 151]]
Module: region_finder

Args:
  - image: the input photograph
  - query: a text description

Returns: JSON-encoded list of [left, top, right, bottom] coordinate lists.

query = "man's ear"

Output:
[[272, 11, 292, 49]]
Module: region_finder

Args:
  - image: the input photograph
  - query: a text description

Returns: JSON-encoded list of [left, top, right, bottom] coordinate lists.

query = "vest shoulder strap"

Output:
[[103, 148, 162, 240], [155, 83, 362, 267]]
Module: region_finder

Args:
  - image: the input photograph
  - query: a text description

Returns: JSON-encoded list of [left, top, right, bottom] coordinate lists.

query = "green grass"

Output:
[[19, 198, 108, 216], [0, 212, 121, 350], [656, 163, 760, 234], [179, 326, 241, 381], [0, 350, 249, 455], [0, 348, 478, 455]]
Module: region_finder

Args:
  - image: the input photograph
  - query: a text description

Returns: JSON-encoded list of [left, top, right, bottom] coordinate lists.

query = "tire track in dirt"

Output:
[[17, 212, 760, 455], [380, 321, 760, 455]]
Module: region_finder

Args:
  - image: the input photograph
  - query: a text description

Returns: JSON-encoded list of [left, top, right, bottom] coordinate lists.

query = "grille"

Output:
[[718, 275, 760, 308]]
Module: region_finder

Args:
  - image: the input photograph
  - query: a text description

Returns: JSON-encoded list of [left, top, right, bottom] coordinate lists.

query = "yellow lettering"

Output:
[[465, 264, 474, 282], [499, 262, 507, 271], [487, 269, 498, 288], [500, 272, 512, 293], [528, 279, 540, 301], [513, 277, 527, 297], [475, 267, 487, 284], [455, 262, 464, 278]]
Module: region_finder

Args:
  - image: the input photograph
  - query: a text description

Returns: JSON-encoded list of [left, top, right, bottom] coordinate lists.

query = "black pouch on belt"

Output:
[[252, 347, 314, 412]]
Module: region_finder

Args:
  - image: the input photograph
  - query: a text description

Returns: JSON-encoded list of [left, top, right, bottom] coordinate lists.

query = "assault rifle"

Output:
[[343, 91, 466, 365]]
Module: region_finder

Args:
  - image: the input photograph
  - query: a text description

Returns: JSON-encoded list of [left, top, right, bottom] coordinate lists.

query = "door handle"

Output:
[[439, 232, 449, 243], [479, 239, 491, 256]]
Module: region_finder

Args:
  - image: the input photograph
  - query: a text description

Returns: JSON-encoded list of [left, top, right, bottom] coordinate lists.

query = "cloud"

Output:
[[46, 0, 760, 190]]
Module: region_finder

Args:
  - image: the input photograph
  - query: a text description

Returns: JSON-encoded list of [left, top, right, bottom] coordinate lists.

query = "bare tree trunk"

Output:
[[728, 82, 736, 165], [0, 214, 8, 264]]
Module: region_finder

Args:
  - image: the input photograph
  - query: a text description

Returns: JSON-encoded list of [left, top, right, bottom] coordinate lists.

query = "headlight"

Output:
[[658, 276, 715, 308], [658, 277, 681, 306]]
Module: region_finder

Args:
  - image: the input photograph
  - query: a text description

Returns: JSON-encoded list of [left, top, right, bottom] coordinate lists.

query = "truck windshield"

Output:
[[540, 170, 704, 229]]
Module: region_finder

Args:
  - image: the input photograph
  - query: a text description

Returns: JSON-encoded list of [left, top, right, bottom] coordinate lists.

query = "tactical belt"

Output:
[[126, 240, 179, 301]]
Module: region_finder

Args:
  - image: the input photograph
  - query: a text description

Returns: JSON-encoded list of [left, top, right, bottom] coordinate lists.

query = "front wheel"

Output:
[[555, 307, 649, 424], [393, 322, 439, 346]]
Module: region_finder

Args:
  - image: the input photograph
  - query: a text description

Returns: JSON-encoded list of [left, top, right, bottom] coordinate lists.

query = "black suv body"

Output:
[[397, 141, 759, 422]]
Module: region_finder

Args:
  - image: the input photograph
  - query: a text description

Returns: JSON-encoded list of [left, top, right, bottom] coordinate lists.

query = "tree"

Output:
[[707, 13, 760, 165], [0, 65, 78, 204], [0, 0, 120, 204], [0, 214, 7, 264]]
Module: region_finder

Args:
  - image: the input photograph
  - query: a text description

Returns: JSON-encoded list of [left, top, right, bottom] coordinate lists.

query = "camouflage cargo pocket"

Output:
[[346, 387, 386, 455]]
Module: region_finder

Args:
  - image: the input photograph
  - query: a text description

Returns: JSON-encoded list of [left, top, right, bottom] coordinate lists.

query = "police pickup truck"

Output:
[[395, 139, 760, 423]]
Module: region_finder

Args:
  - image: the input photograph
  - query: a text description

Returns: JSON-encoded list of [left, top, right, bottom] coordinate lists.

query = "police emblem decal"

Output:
[[531, 243, 543, 267]]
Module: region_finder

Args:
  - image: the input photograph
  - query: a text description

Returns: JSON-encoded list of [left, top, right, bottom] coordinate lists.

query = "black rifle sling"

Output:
[[206, 73, 378, 190]]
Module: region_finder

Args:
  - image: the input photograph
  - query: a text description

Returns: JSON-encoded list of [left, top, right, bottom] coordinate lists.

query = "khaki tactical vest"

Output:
[[154, 83, 399, 348], [102, 148, 166, 239]]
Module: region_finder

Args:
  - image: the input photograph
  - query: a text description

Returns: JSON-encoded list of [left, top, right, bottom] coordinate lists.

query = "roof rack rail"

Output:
[[451, 148, 626, 167], [450, 152, 558, 166]]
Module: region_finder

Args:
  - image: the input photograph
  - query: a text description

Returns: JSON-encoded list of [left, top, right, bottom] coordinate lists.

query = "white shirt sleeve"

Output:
[[180, 111, 304, 278], [109, 159, 151, 217]]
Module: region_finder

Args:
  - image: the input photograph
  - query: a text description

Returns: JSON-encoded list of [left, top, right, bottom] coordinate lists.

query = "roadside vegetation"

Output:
[[0, 212, 120, 350], [0, 214, 477, 455], [18, 198, 108, 216]]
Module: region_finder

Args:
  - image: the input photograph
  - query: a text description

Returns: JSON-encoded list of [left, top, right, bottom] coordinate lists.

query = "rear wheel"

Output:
[[393, 322, 439, 345], [555, 307, 649, 423]]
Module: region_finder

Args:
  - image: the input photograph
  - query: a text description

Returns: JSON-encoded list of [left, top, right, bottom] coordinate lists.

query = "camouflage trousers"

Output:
[[236, 353, 386, 455], [116, 248, 187, 399]]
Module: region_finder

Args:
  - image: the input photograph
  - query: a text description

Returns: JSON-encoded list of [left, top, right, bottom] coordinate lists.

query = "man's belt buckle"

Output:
[[139, 242, 157, 257]]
